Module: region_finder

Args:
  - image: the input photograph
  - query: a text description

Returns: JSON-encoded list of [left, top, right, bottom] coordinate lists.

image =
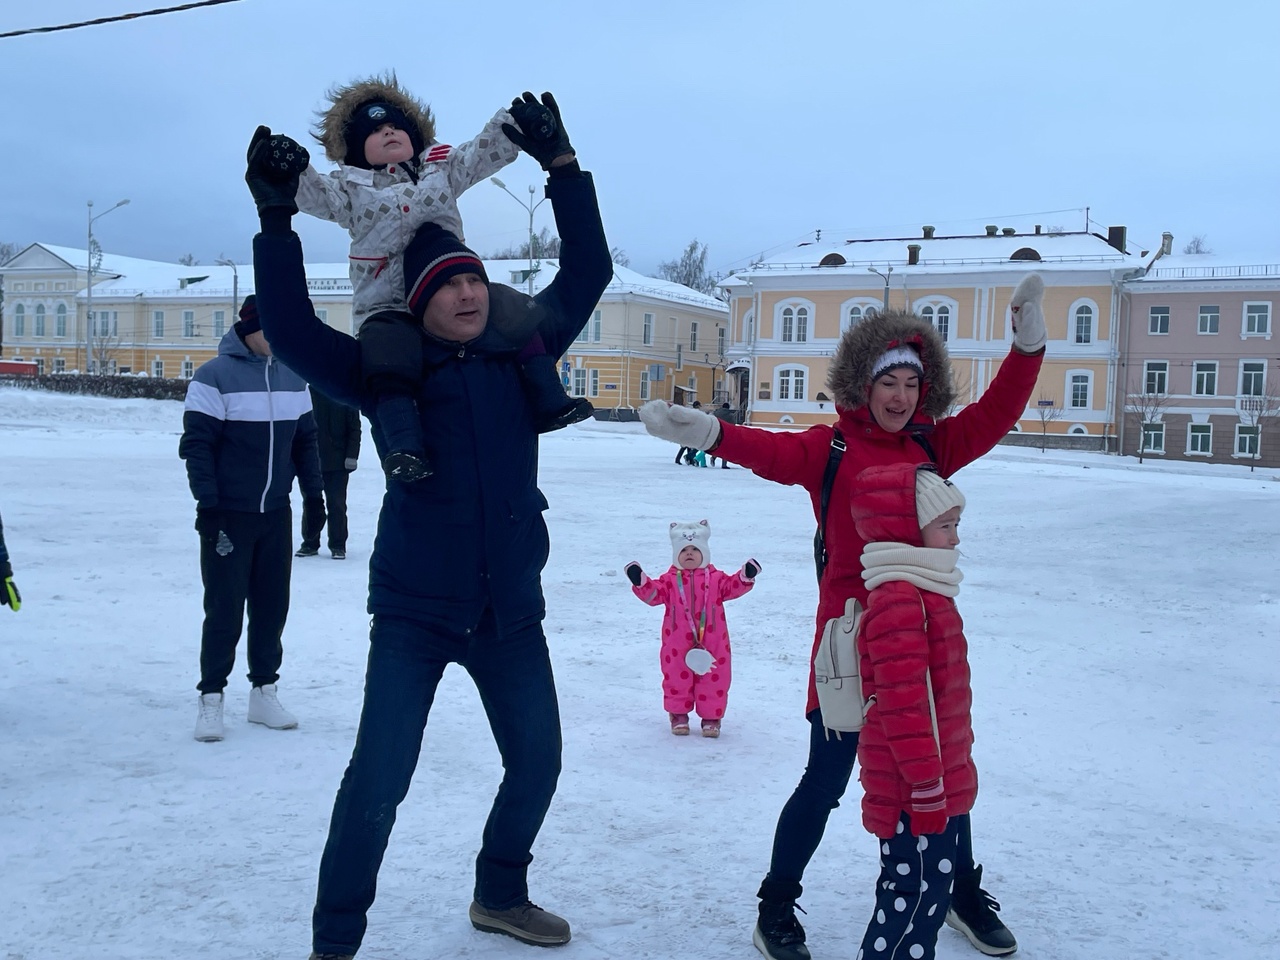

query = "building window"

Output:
[[1070, 374, 1090, 408], [182, 359, 194, 379], [690, 321, 698, 352], [1243, 302, 1271, 336], [34, 304, 45, 337], [676, 343, 683, 371], [920, 305, 950, 342], [1198, 305, 1219, 335], [717, 327, 725, 357], [1144, 360, 1168, 395], [53, 357, 65, 373], [212, 310, 226, 338], [56, 303, 67, 337], [575, 321, 590, 343], [1188, 423, 1212, 455], [1193, 361, 1217, 396], [153, 310, 165, 338], [35, 358, 45, 375], [571, 368, 587, 397], [776, 365, 807, 401], [153, 359, 164, 378], [183, 310, 196, 338], [847, 304, 867, 328], [12, 304, 22, 336], [1074, 305, 1093, 344], [1235, 424, 1259, 457], [639, 370, 650, 400], [642, 312, 654, 346], [780, 305, 809, 342], [590, 369, 599, 397], [93, 311, 117, 337], [1148, 306, 1170, 335], [590, 309, 602, 342], [1141, 422, 1165, 454], [1240, 361, 1265, 397]]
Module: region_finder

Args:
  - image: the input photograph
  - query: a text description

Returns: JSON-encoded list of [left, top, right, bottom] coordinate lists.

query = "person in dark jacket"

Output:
[[245, 92, 613, 959], [0, 508, 20, 612], [296, 389, 361, 559], [179, 297, 324, 743]]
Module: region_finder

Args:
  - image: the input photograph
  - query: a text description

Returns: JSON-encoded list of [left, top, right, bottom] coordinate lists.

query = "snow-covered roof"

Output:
[[1132, 254, 1280, 283], [478, 259, 727, 312], [719, 230, 1144, 289]]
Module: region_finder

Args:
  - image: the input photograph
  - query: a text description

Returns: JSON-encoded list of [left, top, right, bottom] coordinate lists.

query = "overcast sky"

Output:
[[2, 0, 1276, 276]]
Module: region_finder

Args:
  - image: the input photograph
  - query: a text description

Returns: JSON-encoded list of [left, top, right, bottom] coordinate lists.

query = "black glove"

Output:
[[624, 562, 644, 587], [743, 559, 761, 579], [1, 560, 19, 612], [501, 92, 573, 170], [245, 124, 309, 216], [301, 496, 327, 544], [194, 508, 223, 541]]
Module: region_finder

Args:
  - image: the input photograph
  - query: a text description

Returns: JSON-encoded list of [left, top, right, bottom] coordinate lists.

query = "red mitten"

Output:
[[908, 778, 948, 836]]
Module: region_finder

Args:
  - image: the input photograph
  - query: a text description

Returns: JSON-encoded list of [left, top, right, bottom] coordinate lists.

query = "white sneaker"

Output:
[[248, 683, 298, 729], [194, 692, 225, 742]]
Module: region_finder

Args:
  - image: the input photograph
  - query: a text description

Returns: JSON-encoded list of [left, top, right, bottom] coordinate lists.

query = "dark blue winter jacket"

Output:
[[253, 166, 613, 632], [179, 329, 323, 513]]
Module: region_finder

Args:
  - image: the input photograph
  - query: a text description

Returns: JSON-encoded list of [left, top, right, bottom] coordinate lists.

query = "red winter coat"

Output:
[[851, 462, 977, 838], [713, 327, 1041, 715]]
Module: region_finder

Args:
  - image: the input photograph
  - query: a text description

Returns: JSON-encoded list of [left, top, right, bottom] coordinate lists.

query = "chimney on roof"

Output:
[[1106, 226, 1127, 254], [922, 225, 936, 239], [1160, 232, 1174, 256], [907, 244, 921, 266], [984, 225, 998, 237], [1001, 227, 1016, 237], [1034, 224, 1042, 235]]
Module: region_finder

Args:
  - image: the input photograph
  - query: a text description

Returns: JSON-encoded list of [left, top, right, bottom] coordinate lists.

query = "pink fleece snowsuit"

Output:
[[632, 564, 755, 720]]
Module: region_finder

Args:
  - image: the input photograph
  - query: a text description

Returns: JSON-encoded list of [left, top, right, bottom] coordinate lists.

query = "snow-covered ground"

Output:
[[1, 387, 1277, 960]]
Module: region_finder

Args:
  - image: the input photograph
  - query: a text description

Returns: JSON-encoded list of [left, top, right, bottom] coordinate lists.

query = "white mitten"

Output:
[[639, 400, 721, 451], [1010, 273, 1046, 353]]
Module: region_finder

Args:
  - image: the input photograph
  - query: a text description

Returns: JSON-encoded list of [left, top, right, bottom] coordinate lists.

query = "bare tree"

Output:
[[609, 246, 630, 267], [484, 226, 561, 261], [1045, 225, 1066, 236], [87, 312, 125, 375], [178, 253, 200, 266], [1237, 380, 1280, 471], [0, 240, 23, 265], [656, 239, 716, 295], [1181, 234, 1213, 255], [1124, 374, 1173, 464], [1032, 394, 1064, 452]]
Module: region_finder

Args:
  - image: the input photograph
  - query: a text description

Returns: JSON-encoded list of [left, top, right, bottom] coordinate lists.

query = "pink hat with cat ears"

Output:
[[669, 519, 711, 568]]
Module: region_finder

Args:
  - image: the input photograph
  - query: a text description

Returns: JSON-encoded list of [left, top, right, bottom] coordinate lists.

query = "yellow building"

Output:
[[719, 225, 1144, 443]]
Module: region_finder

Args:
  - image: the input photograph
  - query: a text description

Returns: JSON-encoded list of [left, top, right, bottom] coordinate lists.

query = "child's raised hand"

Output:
[[624, 562, 644, 586], [245, 125, 310, 216], [502, 91, 574, 170], [743, 559, 761, 579]]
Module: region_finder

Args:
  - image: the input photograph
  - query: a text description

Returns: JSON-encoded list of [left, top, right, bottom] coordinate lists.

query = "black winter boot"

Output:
[[946, 865, 1017, 956], [753, 878, 810, 960]]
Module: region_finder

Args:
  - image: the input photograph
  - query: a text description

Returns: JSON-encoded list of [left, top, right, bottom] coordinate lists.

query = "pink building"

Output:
[[1119, 243, 1278, 466]]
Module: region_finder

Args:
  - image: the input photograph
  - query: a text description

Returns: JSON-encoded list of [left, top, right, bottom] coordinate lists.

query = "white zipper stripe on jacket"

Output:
[[260, 357, 274, 513]]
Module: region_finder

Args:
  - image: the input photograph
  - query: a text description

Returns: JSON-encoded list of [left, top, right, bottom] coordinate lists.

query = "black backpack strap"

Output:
[[911, 431, 937, 463], [813, 428, 846, 581]]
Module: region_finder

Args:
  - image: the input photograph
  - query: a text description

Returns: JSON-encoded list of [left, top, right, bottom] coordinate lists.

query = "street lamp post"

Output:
[[215, 257, 240, 323], [86, 198, 130, 373], [867, 265, 893, 311], [490, 177, 547, 295]]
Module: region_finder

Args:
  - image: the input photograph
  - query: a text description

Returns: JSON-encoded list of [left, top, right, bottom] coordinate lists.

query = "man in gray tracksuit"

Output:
[[179, 296, 323, 742]]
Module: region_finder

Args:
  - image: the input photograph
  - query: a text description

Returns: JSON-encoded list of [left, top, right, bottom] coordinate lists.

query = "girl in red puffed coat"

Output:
[[851, 461, 977, 960], [625, 520, 759, 738]]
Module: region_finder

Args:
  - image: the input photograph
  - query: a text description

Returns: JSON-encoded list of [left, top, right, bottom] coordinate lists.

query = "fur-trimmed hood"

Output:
[[826, 309, 955, 419], [313, 73, 436, 164]]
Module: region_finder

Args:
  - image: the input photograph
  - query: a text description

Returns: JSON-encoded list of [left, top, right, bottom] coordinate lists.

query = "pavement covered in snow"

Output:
[[1, 387, 1277, 959]]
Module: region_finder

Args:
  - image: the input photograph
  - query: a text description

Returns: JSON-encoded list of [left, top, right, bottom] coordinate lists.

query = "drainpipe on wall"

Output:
[[1115, 273, 1131, 456]]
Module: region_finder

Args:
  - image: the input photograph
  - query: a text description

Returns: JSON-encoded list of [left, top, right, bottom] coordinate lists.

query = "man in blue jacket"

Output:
[[179, 297, 324, 743], [245, 93, 613, 959]]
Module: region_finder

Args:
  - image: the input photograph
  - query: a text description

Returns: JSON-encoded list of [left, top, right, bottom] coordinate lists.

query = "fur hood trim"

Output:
[[826, 309, 955, 418], [313, 73, 436, 163]]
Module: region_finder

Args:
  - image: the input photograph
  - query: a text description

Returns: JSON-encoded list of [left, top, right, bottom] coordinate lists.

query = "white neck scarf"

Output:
[[861, 542, 962, 597]]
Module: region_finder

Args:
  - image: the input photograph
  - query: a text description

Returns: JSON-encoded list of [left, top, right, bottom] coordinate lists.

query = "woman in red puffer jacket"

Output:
[[851, 461, 977, 960]]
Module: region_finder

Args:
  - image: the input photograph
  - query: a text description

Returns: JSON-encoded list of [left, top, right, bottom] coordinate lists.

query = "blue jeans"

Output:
[[765, 710, 975, 888], [312, 612, 563, 956]]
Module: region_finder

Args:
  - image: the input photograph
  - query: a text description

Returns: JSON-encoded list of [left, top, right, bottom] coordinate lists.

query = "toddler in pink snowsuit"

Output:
[[625, 520, 759, 738]]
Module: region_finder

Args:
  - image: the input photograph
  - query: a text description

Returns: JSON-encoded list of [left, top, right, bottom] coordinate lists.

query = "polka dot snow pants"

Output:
[[661, 640, 731, 720], [858, 813, 960, 960]]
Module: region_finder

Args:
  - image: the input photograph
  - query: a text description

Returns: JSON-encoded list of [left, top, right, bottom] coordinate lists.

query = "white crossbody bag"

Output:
[[813, 598, 874, 738]]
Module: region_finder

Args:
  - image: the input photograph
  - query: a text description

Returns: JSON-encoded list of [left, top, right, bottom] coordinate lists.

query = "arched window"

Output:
[[840, 297, 882, 333], [776, 365, 808, 401], [55, 303, 67, 337], [916, 298, 956, 342], [12, 304, 23, 336], [1069, 424, 1088, 435], [1068, 298, 1098, 345], [776, 300, 813, 342], [34, 304, 46, 337]]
